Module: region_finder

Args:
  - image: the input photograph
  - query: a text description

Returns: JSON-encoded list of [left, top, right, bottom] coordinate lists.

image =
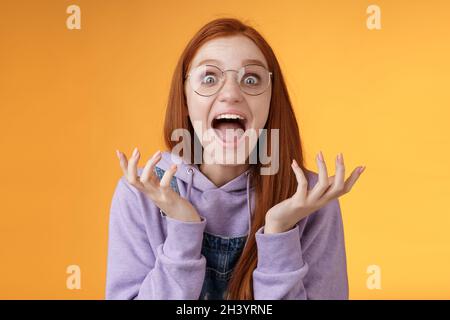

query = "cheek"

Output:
[[185, 93, 211, 126], [250, 95, 271, 128]]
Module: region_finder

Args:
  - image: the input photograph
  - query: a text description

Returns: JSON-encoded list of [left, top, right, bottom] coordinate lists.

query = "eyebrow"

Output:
[[194, 58, 268, 69]]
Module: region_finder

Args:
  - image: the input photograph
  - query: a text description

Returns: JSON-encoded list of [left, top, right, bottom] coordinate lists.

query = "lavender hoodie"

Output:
[[105, 151, 349, 300]]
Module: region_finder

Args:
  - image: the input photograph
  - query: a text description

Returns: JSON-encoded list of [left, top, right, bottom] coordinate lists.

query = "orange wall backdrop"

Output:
[[1, 0, 449, 299]]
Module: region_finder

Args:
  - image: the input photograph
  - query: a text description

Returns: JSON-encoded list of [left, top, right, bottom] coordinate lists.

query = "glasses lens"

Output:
[[189, 65, 224, 96], [238, 65, 270, 95], [188, 64, 271, 96]]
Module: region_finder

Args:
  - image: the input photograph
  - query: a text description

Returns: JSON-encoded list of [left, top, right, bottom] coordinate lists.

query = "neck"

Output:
[[199, 162, 249, 188]]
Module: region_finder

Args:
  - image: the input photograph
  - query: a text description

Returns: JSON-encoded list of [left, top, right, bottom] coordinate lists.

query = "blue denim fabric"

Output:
[[154, 167, 180, 194], [153, 167, 248, 300], [199, 231, 247, 300]]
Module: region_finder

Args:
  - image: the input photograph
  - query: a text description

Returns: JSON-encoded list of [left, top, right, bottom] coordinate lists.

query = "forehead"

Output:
[[190, 35, 268, 70]]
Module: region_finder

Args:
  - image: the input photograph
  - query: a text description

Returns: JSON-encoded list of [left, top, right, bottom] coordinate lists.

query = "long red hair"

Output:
[[163, 18, 306, 299]]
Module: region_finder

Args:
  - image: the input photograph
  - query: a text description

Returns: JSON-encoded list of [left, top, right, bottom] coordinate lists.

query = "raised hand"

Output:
[[264, 152, 365, 234], [116, 148, 201, 222]]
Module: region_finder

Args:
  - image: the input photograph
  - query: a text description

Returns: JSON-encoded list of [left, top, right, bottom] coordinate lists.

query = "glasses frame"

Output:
[[185, 63, 273, 97]]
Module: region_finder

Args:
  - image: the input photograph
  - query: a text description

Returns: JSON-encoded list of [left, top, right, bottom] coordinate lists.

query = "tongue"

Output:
[[214, 122, 244, 142]]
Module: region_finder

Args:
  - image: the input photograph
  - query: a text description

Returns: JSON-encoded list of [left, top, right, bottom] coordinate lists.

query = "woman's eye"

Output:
[[202, 75, 217, 84], [243, 74, 260, 85]]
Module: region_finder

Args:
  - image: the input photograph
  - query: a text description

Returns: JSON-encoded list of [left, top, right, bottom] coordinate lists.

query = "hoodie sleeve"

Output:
[[252, 198, 349, 300], [105, 177, 207, 300]]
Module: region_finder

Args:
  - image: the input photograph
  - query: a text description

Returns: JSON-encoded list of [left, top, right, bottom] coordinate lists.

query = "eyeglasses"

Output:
[[185, 64, 273, 97]]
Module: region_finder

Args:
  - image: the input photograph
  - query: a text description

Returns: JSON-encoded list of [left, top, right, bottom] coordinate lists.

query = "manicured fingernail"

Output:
[[358, 166, 366, 174], [336, 153, 343, 165], [153, 150, 161, 158], [317, 151, 324, 162]]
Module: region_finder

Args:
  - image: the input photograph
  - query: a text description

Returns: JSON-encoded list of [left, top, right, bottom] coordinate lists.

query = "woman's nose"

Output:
[[217, 71, 244, 102]]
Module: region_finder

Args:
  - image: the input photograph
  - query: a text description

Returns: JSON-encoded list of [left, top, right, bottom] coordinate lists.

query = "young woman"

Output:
[[105, 18, 365, 300]]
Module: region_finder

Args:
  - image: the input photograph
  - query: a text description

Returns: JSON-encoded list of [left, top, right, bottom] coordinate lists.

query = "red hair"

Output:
[[163, 17, 306, 299]]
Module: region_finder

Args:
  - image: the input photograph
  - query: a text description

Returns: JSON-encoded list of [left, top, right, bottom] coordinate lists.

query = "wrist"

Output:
[[171, 212, 201, 223], [167, 201, 201, 222], [264, 219, 294, 234], [174, 207, 201, 222]]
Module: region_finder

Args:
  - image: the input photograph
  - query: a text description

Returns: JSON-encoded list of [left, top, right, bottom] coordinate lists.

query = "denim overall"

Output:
[[154, 167, 247, 300]]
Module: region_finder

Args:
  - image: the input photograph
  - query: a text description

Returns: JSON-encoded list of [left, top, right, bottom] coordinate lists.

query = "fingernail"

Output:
[[358, 166, 366, 174], [336, 153, 343, 165], [317, 151, 324, 162], [293, 159, 299, 167], [153, 150, 161, 158], [116, 150, 121, 160], [132, 147, 139, 157]]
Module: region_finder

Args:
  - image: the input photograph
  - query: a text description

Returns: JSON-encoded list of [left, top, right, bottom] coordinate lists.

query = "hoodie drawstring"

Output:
[[186, 167, 194, 202], [243, 170, 252, 250]]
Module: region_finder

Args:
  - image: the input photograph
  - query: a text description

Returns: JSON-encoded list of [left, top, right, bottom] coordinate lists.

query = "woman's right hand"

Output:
[[116, 147, 201, 223]]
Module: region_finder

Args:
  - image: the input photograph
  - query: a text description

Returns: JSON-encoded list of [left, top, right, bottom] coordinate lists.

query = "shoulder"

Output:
[[114, 174, 140, 201], [111, 173, 161, 222]]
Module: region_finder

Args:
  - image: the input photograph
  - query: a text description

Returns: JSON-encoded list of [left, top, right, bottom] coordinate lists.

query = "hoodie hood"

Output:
[[154, 151, 255, 242]]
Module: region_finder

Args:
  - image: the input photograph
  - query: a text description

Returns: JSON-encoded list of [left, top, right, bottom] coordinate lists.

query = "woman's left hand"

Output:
[[264, 152, 365, 234]]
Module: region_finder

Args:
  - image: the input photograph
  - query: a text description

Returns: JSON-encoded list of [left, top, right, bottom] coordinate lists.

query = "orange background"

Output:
[[1, 0, 449, 299]]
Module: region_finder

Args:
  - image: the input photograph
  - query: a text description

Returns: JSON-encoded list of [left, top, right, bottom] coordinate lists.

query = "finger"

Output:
[[116, 150, 128, 177], [307, 151, 330, 203], [160, 164, 177, 188], [127, 147, 141, 185], [343, 166, 365, 194], [140, 151, 162, 186], [328, 175, 335, 185], [291, 159, 308, 203], [323, 153, 346, 199], [321, 175, 336, 196]]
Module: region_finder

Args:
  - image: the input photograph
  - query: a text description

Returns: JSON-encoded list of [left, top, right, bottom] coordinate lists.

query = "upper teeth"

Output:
[[215, 114, 245, 120]]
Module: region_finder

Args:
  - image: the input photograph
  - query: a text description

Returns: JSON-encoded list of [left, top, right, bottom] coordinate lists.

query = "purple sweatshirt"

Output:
[[105, 151, 349, 300]]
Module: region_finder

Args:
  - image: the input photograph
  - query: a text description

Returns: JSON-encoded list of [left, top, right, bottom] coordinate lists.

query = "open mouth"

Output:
[[211, 113, 248, 143]]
